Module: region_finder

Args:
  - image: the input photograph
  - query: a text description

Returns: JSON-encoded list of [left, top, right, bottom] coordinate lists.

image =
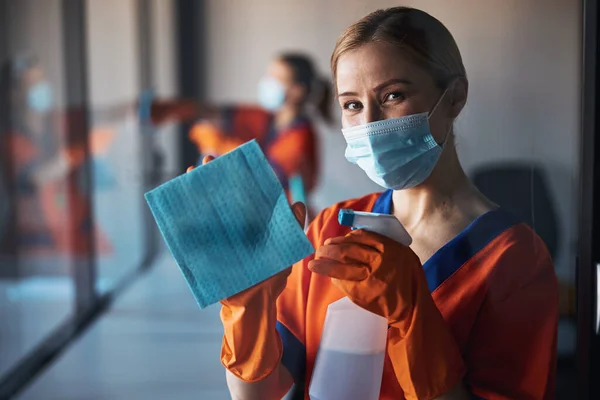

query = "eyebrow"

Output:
[[337, 78, 413, 98], [374, 78, 413, 92]]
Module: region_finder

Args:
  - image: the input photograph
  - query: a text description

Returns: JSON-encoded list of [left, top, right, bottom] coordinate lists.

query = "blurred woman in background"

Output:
[[151, 52, 332, 211], [0, 55, 111, 259]]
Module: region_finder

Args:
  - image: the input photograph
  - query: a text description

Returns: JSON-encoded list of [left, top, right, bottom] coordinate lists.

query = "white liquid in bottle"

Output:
[[309, 210, 411, 400]]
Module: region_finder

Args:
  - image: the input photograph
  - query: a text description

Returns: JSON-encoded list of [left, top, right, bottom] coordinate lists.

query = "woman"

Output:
[[153, 53, 330, 205], [211, 8, 557, 400], [0, 55, 112, 258]]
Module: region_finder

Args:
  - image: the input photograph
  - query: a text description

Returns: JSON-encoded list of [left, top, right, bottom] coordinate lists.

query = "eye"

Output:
[[383, 92, 406, 103], [343, 100, 363, 111]]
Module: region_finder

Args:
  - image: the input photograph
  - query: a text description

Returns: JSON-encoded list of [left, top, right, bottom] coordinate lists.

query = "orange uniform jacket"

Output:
[[276, 189, 558, 399]]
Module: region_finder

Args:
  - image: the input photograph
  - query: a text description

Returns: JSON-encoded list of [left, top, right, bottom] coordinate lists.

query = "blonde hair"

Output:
[[331, 7, 466, 90]]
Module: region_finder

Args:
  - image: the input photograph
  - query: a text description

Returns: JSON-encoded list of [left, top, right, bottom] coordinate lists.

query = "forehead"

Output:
[[335, 41, 432, 92], [267, 59, 294, 83], [21, 66, 45, 86]]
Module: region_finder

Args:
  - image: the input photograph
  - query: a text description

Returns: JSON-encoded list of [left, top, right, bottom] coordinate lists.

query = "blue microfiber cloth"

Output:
[[145, 140, 314, 309]]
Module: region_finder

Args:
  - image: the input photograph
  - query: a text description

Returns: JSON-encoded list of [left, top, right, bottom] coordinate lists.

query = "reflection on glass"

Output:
[[0, 45, 78, 378], [86, 0, 145, 294]]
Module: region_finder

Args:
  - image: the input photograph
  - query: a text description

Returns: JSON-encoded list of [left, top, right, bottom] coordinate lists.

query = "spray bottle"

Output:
[[309, 209, 411, 400]]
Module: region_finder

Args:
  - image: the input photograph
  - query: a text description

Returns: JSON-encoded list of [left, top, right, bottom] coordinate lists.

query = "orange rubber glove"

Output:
[[308, 229, 466, 400], [219, 201, 307, 382]]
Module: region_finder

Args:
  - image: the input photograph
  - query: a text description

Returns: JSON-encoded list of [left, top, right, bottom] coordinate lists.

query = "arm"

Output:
[[189, 106, 271, 156], [220, 265, 296, 400], [150, 98, 218, 126], [188, 122, 245, 156], [219, 201, 313, 400], [267, 125, 317, 191], [221, 198, 336, 400], [309, 230, 467, 400]]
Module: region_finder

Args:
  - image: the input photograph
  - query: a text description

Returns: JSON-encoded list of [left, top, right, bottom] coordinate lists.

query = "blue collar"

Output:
[[371, 189, 519, 292]]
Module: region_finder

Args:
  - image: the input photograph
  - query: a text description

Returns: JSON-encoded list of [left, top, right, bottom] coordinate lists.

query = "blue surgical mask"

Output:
[[342, 89, 449, 190], [27, 81, 53, 113], [258, 77, 285, 111]]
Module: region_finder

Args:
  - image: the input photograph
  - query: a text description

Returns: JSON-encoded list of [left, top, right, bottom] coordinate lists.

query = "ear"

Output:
[[448, 77, 468, 119]]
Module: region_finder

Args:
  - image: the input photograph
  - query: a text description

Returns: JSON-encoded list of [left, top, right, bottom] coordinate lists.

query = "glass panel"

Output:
[[85, 0, 145, 294], [0, 0, 76, 378]]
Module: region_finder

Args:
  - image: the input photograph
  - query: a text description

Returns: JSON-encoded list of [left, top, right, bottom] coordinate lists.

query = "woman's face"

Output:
[[22, 66, 54, 115], [266, 59, 294, 89], [22, 65, 46, 91], [336, 41, 457, 143], [266, 59, 305, 106]]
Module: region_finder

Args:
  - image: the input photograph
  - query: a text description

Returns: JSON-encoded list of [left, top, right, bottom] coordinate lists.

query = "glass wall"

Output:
[[0, 0, 75, 378], [85, 0, 145, 294], [0, 0, 163, 395]]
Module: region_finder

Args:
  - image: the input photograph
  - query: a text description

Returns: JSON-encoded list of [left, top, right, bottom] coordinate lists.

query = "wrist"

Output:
[[220, 298, 283, 382]]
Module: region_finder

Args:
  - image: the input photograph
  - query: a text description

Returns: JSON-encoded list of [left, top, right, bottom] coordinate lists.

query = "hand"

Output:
[[220, 197, 305, 301], [188, 154, 307, 299], [309, 229, 466, 398], [308, 229, 423, 331], [192, 155, 308, 382], [89, 128, 114, 156], [220, 202, 306, 381]]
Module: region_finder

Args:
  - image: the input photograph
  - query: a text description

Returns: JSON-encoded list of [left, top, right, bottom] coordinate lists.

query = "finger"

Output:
[[308, 259, 368, 281], [186, 165, 195, 173], [291, 202, 307, 227], [202, 155, 215, 165], [325, 229, 392, 252], [316, 242, 381, 266]]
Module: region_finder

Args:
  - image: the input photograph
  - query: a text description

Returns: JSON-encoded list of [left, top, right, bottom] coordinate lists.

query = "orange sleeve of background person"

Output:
[[189, 122, 244, 155], [266, 123, 318, 193], [189, 106, 270, 156], [150, 98, 202, 125]]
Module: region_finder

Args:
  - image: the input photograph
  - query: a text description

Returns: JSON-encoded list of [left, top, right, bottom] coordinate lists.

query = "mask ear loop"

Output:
[[427, 80, 456, 146], [427, 85, 450, 120]]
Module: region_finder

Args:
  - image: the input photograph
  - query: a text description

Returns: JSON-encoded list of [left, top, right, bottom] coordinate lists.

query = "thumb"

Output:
[[291, 202, 307, 228]]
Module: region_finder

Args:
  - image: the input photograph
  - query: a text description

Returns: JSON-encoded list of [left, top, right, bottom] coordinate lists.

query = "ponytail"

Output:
[[279, 52, 334, 124], [313, 77, 333, 124]]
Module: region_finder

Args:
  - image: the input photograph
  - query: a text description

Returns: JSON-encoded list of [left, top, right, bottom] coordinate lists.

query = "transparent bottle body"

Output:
[[309, 297, 388, 400]]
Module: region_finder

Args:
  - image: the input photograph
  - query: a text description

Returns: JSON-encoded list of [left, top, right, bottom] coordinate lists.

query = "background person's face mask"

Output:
[[27, 81, 53, 113], [257, 77, 286, 111], [342, 88, 450, 191]]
